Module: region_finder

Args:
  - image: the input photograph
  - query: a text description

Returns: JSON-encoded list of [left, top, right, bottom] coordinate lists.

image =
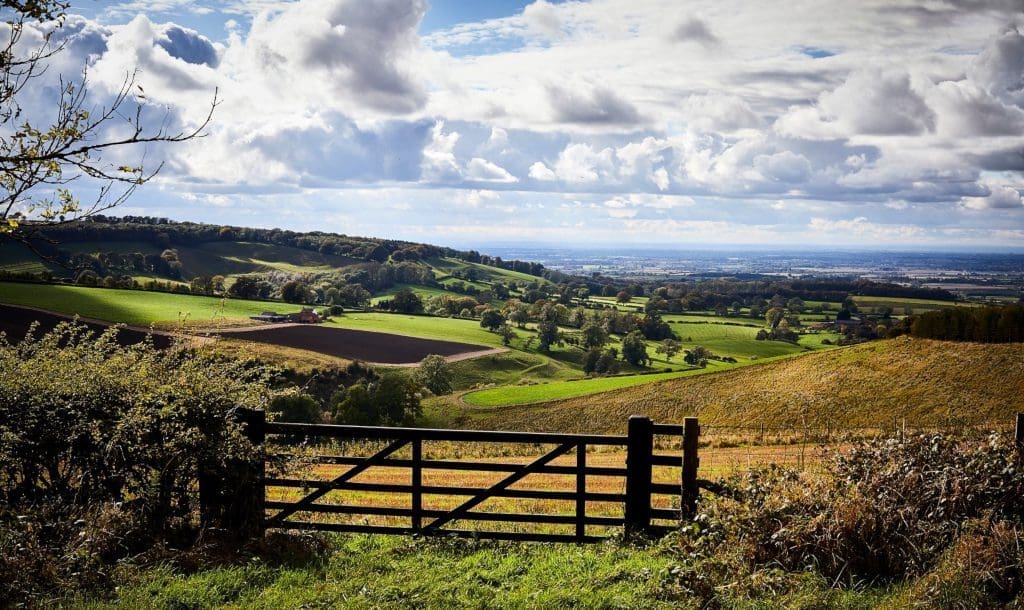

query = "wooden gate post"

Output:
[[681, 417, 700, 519], [624, 415, 653, 536], [231, 408, 266, 538], [1015, 413, 1024, 456]]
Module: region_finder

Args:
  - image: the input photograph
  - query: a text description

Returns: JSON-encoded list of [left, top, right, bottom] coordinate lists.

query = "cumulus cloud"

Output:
[[755, 150, 812, 183], [421, 121, 462, 182], [671, 16, 719, 47], [15, 0, 1024, 246], [778, 68, 936, 138], [466, 157, 518, 183], [522, 0, 562, 39], [547, 82, 642, 126], [553, 143, 616, 183], [971, 26, 1024, 107], [529, 161, 557, 180], [157, 24, 219, 66], [681, 92, 762, 133], [960, 185, 1024, 210], [248, 0, 427, 114]]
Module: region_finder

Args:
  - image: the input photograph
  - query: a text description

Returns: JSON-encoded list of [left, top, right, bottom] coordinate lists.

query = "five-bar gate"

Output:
[[230, 410, 700, 542]]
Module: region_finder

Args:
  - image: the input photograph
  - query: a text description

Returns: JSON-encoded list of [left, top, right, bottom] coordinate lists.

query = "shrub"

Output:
[[0, 323, 271, 602], [681, 432, 1024, 588]]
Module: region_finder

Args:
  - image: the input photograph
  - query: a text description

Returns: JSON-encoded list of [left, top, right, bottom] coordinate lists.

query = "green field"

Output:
[[852, 295, 971, 315], [666, 321, 812, 359], [462, 367, 712, 407], [0, 281, 299, 327], [327, 312, 505, 348]]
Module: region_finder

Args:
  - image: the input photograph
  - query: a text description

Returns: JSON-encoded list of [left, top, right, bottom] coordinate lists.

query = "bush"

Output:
[[0, 323, 271, 602], [680, 432, 1024, 589]]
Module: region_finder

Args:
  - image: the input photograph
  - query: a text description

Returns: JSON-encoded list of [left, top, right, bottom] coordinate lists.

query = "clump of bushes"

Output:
[[663, 432, 1024, 606], [0, 323, 271, 603]]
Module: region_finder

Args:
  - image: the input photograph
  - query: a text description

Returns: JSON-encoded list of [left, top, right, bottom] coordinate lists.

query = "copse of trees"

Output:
[[910, 304, 1024, 343]]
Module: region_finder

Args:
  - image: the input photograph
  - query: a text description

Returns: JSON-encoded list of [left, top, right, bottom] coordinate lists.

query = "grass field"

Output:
[[852, 295, 971, 314], [455, 336, 1024, 434], [0, 281, 298, 327], [667, 321, 810, 360], [462, 369, 706, 407], [327, 312, 506, 348]]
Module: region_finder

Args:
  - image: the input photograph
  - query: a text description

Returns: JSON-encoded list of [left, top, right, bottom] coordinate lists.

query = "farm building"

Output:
[[287, 308, 321, 323], [250, 308, 322, 323], [250, 311, 288, 323]]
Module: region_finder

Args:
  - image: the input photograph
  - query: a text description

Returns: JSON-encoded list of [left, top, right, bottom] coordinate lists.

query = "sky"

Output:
[[9, 0, 1024, 249]]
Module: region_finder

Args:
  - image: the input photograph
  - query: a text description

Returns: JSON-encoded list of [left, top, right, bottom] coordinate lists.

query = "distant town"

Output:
[[485, 247, 1024, 302]]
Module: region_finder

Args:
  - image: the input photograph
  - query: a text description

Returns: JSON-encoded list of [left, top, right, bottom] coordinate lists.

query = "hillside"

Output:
[[457, 336, 1024, 433]]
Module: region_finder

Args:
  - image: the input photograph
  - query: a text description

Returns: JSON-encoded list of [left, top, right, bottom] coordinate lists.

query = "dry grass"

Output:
[[263, 440, 836, 537], [266, 443, 678, 536], [455, 337, 1024, 434]]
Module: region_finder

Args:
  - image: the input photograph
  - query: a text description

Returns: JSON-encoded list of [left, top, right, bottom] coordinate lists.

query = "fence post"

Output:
[[412, 438, 423, 533], [681, 417, 700, 519], [624, 415, 653, 536], [233, 408, 266, 539], [576, 442, 586, 541], [1015, 413, 1024, 456]]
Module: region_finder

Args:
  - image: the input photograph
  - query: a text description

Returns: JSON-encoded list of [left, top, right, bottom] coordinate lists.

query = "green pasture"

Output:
[[369, 284, 461, 305], [668, 321, 808, 359], [461, 367, 711, 407], [447, 350, 579, 390], [432, 257, 552, 287], [326, 312, 501, 348], [852, 295, 971, 314], [0, 281, 295, 327], [662, 313, 762, 326]]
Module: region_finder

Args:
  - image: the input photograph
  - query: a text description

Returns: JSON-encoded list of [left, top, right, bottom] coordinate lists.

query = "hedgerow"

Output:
[[0, 322, 271, 603]]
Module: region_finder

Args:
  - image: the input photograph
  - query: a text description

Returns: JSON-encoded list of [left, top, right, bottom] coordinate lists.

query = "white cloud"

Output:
[[808, 217, 926, 241], [522, 0, 562, 39], [778, 68, 936, 138], [553, 143, 616, 183], [421, 121, 461, 182], [528, 161, 557, 181], [13, 1, 1024, 247], [466, 157, 518, 183], [960, 185, 1024, 210]]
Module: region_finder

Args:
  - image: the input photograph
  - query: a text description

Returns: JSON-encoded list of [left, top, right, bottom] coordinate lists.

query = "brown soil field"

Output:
[[0, 304, 174, 348], [218, 324, 488, 364]]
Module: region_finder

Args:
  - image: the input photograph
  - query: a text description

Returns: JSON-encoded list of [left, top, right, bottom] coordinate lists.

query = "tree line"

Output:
[[909, 304, 1024, 343]]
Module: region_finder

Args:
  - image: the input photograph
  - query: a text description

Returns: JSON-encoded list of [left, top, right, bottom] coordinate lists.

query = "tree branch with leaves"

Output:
[[0, 0, 217, 254]]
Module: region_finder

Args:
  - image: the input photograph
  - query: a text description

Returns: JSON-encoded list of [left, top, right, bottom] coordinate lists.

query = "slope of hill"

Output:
[[457, 336, 1024, 433]]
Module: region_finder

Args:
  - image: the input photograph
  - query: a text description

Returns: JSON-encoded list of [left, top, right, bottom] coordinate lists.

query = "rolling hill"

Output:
[[455, 336, 1024, 433]]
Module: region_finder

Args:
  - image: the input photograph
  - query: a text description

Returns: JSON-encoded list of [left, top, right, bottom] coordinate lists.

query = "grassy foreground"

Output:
[[68, 533, 884, 609]]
